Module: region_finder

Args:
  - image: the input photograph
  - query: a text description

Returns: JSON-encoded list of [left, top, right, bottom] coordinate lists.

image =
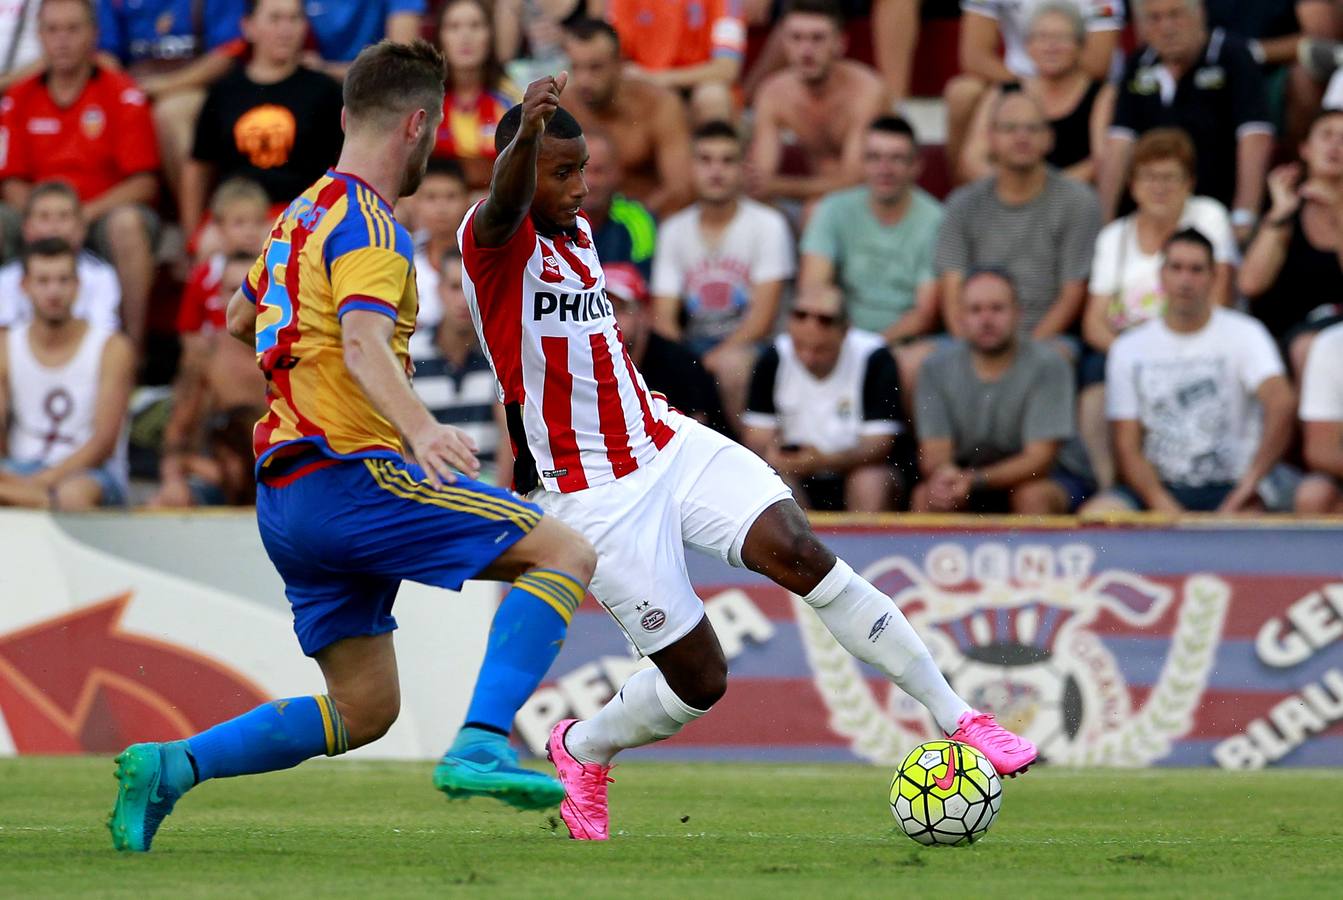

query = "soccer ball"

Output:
[[889, 740, 1002, 846]]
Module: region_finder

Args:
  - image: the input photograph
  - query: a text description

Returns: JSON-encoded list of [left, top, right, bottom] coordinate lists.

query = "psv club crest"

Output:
[[795, 542, 1229, 767]]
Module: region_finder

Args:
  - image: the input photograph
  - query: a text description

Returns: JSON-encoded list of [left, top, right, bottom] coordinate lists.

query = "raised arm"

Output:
[[472, 73, 568, 248]]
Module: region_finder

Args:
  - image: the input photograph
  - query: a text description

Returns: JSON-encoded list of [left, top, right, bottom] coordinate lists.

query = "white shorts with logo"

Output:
[[528, 412, 792, 654]]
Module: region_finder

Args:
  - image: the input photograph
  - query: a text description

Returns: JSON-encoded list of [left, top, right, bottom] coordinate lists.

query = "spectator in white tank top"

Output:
[[0, 237, 133, 509]]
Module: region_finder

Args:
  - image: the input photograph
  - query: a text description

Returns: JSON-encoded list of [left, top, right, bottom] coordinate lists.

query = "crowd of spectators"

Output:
[[3, 0, 1343, 521]]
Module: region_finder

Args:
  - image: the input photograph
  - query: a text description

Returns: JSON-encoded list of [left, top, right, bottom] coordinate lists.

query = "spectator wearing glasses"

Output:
[[912, 268, 1091, 515], [744, 285, 907, 512]]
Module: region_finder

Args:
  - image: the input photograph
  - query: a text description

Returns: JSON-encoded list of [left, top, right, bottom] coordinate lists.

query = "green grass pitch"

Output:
[[3, 757, 1342, 898]]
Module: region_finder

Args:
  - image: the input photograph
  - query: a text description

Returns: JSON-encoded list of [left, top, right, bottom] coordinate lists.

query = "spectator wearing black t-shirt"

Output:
[[179, 0, 343, 241], [1097, 0, 1273, 243], [606, 262, 730, 437], [742, 285, 906, 513]]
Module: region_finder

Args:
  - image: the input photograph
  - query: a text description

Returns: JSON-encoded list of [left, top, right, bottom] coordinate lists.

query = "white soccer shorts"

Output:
[[529, 412, 792, 654]]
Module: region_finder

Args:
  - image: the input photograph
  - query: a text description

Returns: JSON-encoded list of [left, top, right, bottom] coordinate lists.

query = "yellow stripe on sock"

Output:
[[315, 694, 336, 756], [529, 570, 584, 603], [514, 578, 578, 624]]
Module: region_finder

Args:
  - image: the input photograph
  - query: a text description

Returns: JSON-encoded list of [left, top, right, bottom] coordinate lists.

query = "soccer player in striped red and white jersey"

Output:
[[454, 73, 1040, 841]]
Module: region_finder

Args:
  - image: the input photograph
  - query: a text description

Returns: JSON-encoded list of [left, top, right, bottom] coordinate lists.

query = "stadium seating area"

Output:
[[4, 0, 1343, 518]]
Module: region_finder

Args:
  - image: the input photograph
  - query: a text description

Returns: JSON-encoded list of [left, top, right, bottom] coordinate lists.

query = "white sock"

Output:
[[565, 666, 707, 765], [803, 560, 971, 734]]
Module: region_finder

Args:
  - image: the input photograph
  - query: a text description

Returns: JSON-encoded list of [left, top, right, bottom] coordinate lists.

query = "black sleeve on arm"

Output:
[[746, 345, 781, 416], [191, 85, 222, 164], [861, 347, 904, 427]]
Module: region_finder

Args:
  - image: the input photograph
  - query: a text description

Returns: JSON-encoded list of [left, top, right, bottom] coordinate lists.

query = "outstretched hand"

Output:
[[519, 72, 568, 142]]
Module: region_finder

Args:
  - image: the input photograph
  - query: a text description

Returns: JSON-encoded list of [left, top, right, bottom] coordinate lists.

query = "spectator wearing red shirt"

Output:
[[0, 0, 159, 350], [607, 0, 748, 123], [175, 178, 269, 338]]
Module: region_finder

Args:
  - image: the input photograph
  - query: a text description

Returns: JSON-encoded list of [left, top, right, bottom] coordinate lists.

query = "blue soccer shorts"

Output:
[[256, 454, 542, 656]]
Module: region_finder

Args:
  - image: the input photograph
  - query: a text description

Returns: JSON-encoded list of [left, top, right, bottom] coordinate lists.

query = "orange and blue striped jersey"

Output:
[[241, 169, 417, 472]]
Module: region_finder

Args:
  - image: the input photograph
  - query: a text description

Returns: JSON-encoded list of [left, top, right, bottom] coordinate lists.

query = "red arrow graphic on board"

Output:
[[0, 593, 270, 754]]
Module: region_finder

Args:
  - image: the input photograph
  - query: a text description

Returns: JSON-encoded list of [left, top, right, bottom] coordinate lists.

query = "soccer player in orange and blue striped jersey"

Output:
[[107, 40, 597, 853]]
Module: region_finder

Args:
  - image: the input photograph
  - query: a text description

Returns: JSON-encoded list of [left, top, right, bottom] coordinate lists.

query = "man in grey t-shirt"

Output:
[[935, 91, 1100, 342], [913, 269, 1092, 514]]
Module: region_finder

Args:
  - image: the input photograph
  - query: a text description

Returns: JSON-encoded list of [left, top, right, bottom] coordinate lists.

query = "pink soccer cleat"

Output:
[[949, 710, 1038, 777], [546, 719, 614, 840]]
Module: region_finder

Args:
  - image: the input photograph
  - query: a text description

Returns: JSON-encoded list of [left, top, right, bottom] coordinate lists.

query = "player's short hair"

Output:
[[493, 103, 584, 154], [781, 0, 845, 28], [869, 115, 918, 146], [423, 157, 468, 186], [23, 180, 80, 219], [1164, 227, 1215, 265], [21, 236, 77, 275], [564, 17, 620, 52], [344, 39, 447, 128], [210, 177, 270, 217], [692, 120, 741, 145], [1130, 127, 1196, 181]]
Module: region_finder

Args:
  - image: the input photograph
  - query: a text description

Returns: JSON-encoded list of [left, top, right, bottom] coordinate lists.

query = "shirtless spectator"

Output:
[[0, 238, 133, 510], [944, 0, 1124, 187], [607, 0, 747, 124], [0, 181, 120, 333], [151, 253, 266, 507], [563, 17, 693, 216], [750, 0, 886, 207]]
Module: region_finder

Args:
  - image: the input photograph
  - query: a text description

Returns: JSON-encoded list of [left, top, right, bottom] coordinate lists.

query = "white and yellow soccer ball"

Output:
[[889, 740, 1002, 846]]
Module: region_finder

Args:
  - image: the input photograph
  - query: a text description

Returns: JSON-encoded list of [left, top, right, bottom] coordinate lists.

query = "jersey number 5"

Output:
[[256, 238, 294, 354]]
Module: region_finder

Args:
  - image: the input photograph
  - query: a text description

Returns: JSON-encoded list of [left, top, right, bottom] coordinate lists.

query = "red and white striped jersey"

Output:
[[459, 201, 676, 493]]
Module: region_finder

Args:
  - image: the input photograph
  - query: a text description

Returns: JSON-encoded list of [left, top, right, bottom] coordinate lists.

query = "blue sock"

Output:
[[462, 568, 583, 735], [186, 695, 349, 782]]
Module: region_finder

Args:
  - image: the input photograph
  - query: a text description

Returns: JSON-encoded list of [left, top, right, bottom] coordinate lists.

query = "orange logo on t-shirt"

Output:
[[233, 104, 297, 169]]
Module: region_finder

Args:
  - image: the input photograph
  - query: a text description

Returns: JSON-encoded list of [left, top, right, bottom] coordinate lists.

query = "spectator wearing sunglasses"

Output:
[[912, 268, 1093, 514], [743, 285, 907, 512]]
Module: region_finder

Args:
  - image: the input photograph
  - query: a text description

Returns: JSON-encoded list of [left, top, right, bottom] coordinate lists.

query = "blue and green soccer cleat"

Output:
[[433, 727, 565, 811], [107, 741, 194, 852]]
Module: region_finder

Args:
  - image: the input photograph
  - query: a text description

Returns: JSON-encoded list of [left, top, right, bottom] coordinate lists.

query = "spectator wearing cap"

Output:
[[607, 0, 747, 124], [582, 128, 657, 281], [1081, 229, 1296, 515], [1295, 321, 1343, 513], [749, 0, 886, 207], [608, 261, 729, 435], [0, 181, 120, 333], [744, 284, 907, 513], [800, 115, 943, 387], [936, 91, 1101, 347], [1097, 0, 1273, 243], [944, 0, 1124, 184], [913, 268, 1092, 515], [0, 0, 160, 350], [652, 120, 796, 429], [180, 0, 342, 243], [98, 0, 247, 199]]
